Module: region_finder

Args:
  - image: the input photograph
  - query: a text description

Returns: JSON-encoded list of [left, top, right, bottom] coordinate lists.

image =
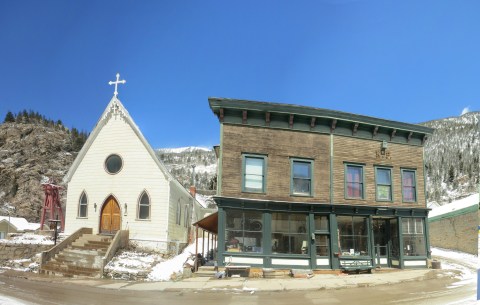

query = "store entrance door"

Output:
[[372, 218, 391, 267]]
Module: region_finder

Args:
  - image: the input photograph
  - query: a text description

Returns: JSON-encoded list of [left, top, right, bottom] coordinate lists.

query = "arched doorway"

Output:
[[100, 196, 121, 234]]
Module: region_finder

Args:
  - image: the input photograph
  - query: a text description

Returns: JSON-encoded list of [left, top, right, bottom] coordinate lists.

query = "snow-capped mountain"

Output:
[[156, 147, 217, 192], [422, 111, 480, 205]]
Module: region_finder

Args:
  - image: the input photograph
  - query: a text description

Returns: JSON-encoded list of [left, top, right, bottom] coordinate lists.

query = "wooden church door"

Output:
[[100, 196, 121, 234]]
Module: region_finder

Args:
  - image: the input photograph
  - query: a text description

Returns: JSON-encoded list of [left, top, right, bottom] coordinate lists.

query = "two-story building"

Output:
[[209, 97, 434, 271]]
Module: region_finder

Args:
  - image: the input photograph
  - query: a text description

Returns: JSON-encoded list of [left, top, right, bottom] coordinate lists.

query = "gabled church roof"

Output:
[[63, 96, 194, 199]]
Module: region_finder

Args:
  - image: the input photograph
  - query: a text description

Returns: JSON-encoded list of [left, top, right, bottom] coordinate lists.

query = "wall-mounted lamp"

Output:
[[94, 203, 97, 212], [124, 203, 127, 216]]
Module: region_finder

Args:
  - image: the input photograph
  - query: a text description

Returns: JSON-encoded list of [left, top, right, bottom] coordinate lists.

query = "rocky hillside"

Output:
[[0, 112, 87, 222], [422, 111, 480, 204], [156, 147, 217, 192]]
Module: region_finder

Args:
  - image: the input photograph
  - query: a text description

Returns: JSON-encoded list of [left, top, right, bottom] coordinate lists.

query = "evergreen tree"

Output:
[[4, 111, 15, 123]]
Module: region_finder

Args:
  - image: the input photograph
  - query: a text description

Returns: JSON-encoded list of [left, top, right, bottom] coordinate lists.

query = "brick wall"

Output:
[[429, 210, 479, 255], [0, 243, 52, 262]]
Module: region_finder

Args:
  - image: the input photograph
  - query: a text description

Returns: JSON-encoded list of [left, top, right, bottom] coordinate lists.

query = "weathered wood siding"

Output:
[[332, 136, 426, 207], [221, 124, 330, 203], [220, 124, 426, 208], [65, 116, 174, 241]]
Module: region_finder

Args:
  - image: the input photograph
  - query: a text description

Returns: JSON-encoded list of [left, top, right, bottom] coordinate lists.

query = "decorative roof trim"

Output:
[[209, 97, 434, 135]]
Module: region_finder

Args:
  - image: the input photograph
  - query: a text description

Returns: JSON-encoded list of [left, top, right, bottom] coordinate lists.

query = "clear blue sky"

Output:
[[1, 1, 479, 148]]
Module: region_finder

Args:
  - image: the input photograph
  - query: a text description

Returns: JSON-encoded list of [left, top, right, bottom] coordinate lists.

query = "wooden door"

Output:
[[100, 197, 121, 234]]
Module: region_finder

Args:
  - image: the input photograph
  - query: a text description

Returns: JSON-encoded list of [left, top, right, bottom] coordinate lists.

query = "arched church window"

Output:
[[176, 199, 182, 225], [78, 192, 88, 218], [105, 154, 123, 174], [138, 191, 150, 220], [183, 205, 189, 228]]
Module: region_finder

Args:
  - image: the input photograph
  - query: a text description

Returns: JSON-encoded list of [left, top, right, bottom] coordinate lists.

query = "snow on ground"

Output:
[[428, 193, 478, 218], [431, 247, 477, 289], [104, 250, 164, 280], [0, 233, 53, 245], [148, 238, 216, 281], [0, 295, 32, 305]]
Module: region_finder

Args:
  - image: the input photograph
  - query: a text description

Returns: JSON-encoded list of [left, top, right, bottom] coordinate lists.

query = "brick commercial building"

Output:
[[208, 97, 434, 271]]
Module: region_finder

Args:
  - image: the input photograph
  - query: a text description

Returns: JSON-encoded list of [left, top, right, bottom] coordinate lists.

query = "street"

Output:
[[0, 253, 476, 305]]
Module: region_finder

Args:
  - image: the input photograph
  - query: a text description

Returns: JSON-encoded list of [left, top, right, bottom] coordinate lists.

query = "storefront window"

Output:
[[225, 210, 263, 253], [271, 213, 308, 254], [402, 218, 426, 256], [337, 216, 369, 256], [390, 218, 399, 257]]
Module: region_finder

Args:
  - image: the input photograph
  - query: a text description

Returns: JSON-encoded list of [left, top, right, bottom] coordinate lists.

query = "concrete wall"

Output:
[[429, 210, 479, 255], [0, 243, 52, 261]]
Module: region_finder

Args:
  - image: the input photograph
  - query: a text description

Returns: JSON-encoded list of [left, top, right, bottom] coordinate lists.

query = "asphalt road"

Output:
[[0, 257, 476, 305]]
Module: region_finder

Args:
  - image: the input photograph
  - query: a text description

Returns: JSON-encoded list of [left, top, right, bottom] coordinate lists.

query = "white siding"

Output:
[[167, 181, 191, 243], [65, 116, 169, 242]]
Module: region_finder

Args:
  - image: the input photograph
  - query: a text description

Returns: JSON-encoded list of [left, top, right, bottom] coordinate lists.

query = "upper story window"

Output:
[[291, 159, 313, 196], [345, 164, 364, 199], [375, 167, 392, 201], [242, 154, 267, 193], [78, 191, 88, 218], [138, 191, 150, 220], [105, 154, 123, 174], [401, 169, 417, 202]]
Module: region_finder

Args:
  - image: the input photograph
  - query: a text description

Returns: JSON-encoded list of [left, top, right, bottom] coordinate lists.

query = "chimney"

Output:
[[190, 185, 196, 198]]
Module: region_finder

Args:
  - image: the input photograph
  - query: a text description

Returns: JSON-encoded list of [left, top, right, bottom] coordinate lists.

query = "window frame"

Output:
[[137, 190, 151, 220], [344, 163, 365, 200], [104, 153, 123, 175], [242, 154, 267, 194], [375, 166, 393, 202], [290, 158, 314, 197], [77, 191, 88, 218], [401, 168, 417, 203], [183, 205, 189, 228]]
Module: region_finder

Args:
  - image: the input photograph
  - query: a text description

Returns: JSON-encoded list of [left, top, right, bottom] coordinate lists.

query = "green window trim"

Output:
[[344, 163, 365, 200], [242, 154, 267, 194], [375, 167, 393, 202], [290, 158, 314, 197], [401, 168, 417, 203]]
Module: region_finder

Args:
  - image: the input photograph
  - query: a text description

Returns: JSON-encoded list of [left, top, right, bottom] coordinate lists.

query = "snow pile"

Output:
[[429, 193, 478, 219], [0, 233, 53, 245], [1, 258, 39, 273], [104, 250, 163, 280], [147, 238, 215, 281], [431, 247, 477, 288]]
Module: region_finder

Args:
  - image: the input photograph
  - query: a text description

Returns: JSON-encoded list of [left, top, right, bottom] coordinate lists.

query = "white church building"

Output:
[[63, 75, 207, 251]]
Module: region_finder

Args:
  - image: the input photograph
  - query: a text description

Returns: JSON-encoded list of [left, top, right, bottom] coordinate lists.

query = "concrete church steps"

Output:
[[41, 234, 113, 277]]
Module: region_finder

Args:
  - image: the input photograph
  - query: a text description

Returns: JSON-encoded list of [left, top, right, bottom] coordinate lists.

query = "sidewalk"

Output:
[[64, 269, 450, 292]]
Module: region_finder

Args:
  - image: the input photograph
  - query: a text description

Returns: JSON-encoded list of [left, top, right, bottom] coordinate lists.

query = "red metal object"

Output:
[[40, 179, 64, 232]]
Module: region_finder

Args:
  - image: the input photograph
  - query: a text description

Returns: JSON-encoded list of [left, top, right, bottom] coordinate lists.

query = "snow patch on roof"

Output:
[[428, 193, 478, 218], [0, 216, 40, 231]]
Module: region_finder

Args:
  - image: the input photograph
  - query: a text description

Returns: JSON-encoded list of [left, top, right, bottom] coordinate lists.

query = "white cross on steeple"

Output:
[[108, 73, 126, 97]]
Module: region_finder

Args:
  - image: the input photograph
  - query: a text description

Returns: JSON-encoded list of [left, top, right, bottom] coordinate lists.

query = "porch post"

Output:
[[207, 232, 210, 259]]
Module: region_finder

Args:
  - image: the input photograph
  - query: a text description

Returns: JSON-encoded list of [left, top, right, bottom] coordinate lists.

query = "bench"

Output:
[[340, 260, 374, 274]]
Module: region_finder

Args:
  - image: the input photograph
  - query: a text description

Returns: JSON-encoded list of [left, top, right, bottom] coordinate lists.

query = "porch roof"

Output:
[[193, 212, 218, 234]]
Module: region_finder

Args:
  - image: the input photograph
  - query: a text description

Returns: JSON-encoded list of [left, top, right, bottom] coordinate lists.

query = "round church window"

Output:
[[105, 154, 123, 174]]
